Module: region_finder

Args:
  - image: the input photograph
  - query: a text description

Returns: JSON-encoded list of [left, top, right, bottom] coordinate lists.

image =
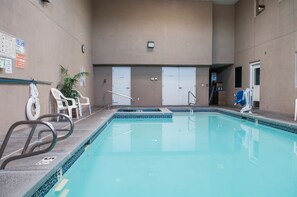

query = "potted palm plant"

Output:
[[57, 65, 89, 105]]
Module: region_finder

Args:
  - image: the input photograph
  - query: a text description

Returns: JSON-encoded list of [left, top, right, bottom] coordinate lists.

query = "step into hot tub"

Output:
[[116, 108, 172, 118], [118, 108, 161, 112]]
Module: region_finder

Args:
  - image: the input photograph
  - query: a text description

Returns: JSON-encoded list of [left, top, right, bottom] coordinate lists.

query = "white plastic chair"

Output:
[[295, 99, 297, 121], [76, 90, 91, 116], [50, 88, 79, 119]]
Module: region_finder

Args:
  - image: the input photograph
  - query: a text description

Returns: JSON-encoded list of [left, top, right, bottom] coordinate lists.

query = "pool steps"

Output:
[[54, 179, 68, 192]]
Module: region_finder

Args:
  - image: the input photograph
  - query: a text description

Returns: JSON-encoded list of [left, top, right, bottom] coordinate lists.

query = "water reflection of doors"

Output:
[[111, 123, 162, 152], [111, 118, 197, 152], [241, 124, 260, 162], [112, 124, 131, 152], [162, 116, 196, 151]]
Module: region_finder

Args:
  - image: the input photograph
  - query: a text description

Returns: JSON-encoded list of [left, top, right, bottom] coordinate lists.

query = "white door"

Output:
[[250, 62, 260, 104], [178, 68, 196, 105], [162, 67, 196, 105], [162, 67, 179, 105], [112, 67, 131, 105]]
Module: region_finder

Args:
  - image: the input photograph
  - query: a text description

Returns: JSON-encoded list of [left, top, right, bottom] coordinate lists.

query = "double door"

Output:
[[162, 67, 196, 105]]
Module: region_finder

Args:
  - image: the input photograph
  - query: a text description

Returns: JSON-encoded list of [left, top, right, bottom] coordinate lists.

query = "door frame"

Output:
[[249, 61, 260, 107], [162, 67, 179, 105], [162, 67, 196, 105], [112, 67, 131, 105]]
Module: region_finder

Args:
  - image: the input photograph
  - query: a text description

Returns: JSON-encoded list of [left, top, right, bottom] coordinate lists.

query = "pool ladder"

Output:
[[188, 91, 196, 113], [0, 114, 74, 170]]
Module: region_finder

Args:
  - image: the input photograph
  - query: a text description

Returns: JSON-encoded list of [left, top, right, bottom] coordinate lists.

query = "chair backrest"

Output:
[[50, 88, 65, 108], [75, 90, 90, 104], [75, 90, 80, 97], [235, 90, 246, 106], [76, 90, 83, 98]]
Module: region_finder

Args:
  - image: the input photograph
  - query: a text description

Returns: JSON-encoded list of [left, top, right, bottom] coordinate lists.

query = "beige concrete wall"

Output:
[[213, 5, 235, 64], [196, 67, 210, 106], [93, 67, 112, 106], [0, 0, 93, 136], [91, 0, 213, 65], [94, 66, 209, 107], [230, 0, 297, 115], [131, 67, 162, 106]]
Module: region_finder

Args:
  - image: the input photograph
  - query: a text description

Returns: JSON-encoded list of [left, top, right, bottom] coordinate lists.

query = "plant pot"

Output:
[[72, 108, 78, 118]]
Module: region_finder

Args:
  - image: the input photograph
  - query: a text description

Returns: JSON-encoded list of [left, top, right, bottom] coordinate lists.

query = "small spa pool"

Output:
[[45, 112, 297, 197], [118, 108, 161, 112]]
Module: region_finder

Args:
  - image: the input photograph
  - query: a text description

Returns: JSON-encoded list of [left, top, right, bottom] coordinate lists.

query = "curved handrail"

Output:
[[103, 90, 134, 109], [0, 120, 57, 170], [107, 90, 134, 101], [188, 91, 196, 106], [27, 114, 74, 153]]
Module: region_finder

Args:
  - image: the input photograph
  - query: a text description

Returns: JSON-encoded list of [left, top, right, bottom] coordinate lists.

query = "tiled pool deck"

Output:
[[0, 106, 296, 197], [0, 107, 116, 197]]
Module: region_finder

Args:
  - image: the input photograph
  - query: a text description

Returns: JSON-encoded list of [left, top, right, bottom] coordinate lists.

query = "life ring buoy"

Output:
[[26, 97, 41, 120], [26, 82, 41, 120]]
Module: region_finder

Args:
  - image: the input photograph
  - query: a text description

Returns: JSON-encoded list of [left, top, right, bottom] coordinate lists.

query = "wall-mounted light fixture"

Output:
[[147, 41, 155, 49], [42, 0, 51, 3]]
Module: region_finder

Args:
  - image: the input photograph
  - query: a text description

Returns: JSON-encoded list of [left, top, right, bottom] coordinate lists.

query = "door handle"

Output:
[[126, 87, 130, 89], [179, 87, 182, 89]]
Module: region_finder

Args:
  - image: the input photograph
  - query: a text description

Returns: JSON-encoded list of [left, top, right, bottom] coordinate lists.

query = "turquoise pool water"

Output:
[[46, 112, 297, 197]]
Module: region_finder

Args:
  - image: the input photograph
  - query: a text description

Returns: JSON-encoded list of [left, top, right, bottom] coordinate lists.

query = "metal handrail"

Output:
[[0, 77, 52, 85], [209, 85, 216, 104], [0, 120, 57, 170], [107, 90, 134, 101], [103, 90, 134, 109], [28, 114, 74, 153], [188, 91, 196, 106]]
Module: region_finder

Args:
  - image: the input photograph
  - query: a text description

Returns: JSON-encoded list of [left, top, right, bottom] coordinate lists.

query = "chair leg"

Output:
[[67, 107, 73, 119], [79, 106, 82, 117], [77, 102, 82, 117], [89, 105, 91, 115], [76, 108, 79, 119], [57, 109, 60, 122]]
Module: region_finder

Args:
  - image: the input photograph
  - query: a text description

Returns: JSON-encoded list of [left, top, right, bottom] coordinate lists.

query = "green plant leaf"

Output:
[[57, 65, 89, 99]]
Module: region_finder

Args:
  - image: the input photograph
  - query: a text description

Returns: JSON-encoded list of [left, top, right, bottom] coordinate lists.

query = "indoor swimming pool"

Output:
[[46, 112, 297, 197]]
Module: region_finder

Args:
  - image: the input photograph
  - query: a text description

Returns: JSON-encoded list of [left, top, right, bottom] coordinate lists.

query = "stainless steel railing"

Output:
[[0, 113, 74, 170], [188, 91, 196, 106], [103, 90, 134, 110], [29, 114, 74, 153]]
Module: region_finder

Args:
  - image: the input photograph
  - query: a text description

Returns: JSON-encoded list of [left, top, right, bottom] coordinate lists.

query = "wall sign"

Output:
[[4, 58, 12, 73], [0, 30, 26, 72], [0, 32, 16, 59], [0, 57, 5, 68], [16, 38, 26, 68], [0, 56, 12, 73], [16, 53, 25, 68]]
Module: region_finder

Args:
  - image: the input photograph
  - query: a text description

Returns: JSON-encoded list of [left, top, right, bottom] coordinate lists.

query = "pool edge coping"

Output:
[[25, 111, 116, 197]]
